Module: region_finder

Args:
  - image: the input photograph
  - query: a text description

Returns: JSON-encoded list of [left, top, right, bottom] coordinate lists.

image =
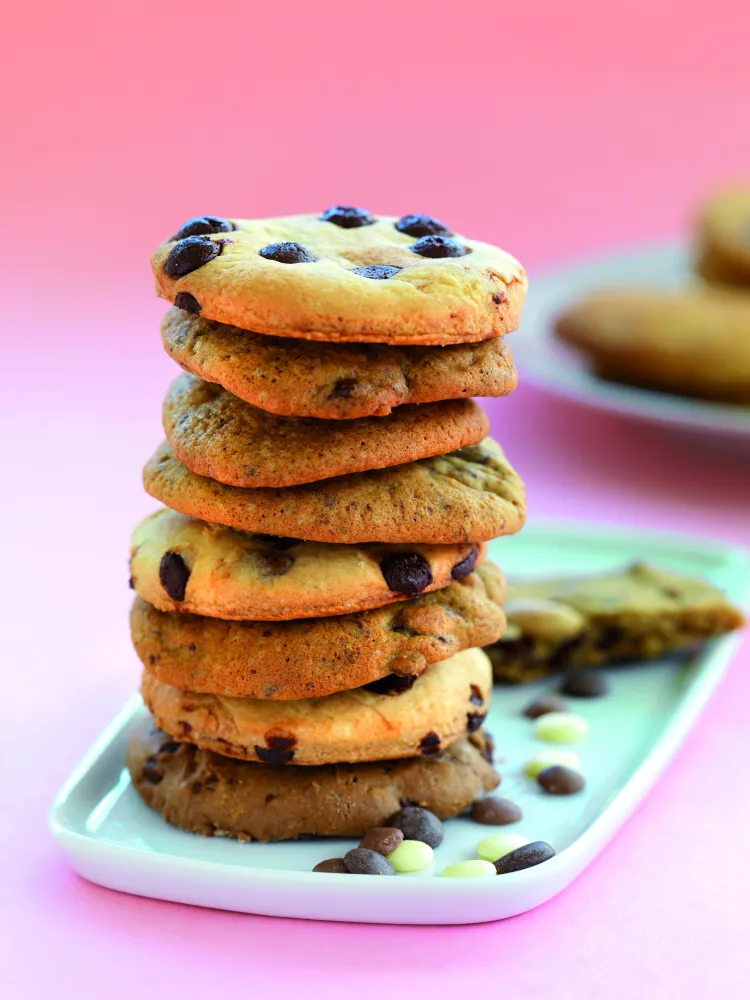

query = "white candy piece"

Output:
[[524, 750, 580, 779], [477, 833, 529, 862], [441, 860, 497, 878], [533, 711, 589, 744]]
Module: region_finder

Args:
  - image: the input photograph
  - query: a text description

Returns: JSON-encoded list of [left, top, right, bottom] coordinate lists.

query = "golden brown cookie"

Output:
[[555, 288, 750, 403], [161, 307, 518, 419], [150, 210, 527, 345], [130, 508, 486, 620], [127, 718, 499, 842], [141, 647, 493, 766], [143, 439, 526, 545], [695, 184, 750, 287], [163, 373, 489, 488], [131, 562, 506, 700]]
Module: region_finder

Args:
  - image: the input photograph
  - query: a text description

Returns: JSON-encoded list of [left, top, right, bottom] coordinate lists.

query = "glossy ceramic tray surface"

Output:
[[514, 243, 750, 446], [51, 523, 750, 924]]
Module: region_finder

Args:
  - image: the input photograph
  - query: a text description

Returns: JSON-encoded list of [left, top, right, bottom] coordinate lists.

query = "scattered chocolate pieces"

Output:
[[387, 805, 444, 848], [359, 827, 404, 856], [560, 670, 609, 698], [523, 694, 569, 719], [313, 857, 349, 874], [493, 841, 556, 874], [537, 765, 585, 796], [343, 847, 396, 875], [471, 796, 523, 826]]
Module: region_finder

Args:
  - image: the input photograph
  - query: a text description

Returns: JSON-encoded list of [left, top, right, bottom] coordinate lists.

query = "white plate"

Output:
[[514, 243, 750, 446], [50, 523, 750, 925]]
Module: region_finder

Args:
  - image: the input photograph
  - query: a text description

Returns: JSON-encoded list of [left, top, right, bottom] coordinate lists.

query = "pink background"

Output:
[[3, 0, 750, 995]]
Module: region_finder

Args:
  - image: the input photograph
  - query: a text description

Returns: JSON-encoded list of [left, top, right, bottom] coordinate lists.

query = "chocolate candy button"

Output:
[[165, 236, 223, 277], [396, 214, 452, 238], [523, 694, 569, 719], [351, 265, 401, 279], [387, 805, 444, 848], [313, 858, 349, 873], [359, 827, 404, 856], [493, 841, 556, 874], [344, 848, 396, 875], [158, 551, 190, 602], [560, 670, 609, 698], [321, 205, 375, 228], [259, 242, 316, 264], [537, 765, 585, 795], [411, 235, 469, 259], [173, 216, 234, 240], [470, 796, 523, 826], [380, 552, 433, 597]]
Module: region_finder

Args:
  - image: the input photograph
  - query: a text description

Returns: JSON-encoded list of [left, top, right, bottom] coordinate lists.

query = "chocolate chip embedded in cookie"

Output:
[[161, 308, 518, 420], [130, 507, 487, 620], [142, 437, 526, 545], [162, 373, 489, 488], [127, 719, 499, 842], [131, 562, 506, 700], [151, 212, 527, 345], [140, 647, 493, 765]]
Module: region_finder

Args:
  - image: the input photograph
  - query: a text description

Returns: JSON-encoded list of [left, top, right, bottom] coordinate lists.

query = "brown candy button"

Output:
[[471, 796, 523, 826], [351, 264, 401, 279], [380, 553, 433, 597], [359, 827, 404, 856], [259, 242, 316, 264], [493, 841, 555, 874], [537, 765, 585, 795], [173, 216, 234, 240], [165, 235, 223, 277], [313, 858, 349, 873], [396, 214, 452, 238], [560, 671, 609, 698], [411, 235, 469, 259], [387, 805, 444, 848], [344, 848, 396, 875], [158, 551, 190, 602], [523, 694, 570, 719], [321, 205, 375, 228]]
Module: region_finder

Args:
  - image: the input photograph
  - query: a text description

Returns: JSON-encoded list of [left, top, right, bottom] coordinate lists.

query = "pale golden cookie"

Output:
[[151, 211, 527, 345], [127, 719, 499, 842], [130, 508, 486, 620], [161, 307, 518, 419], [143, 439, 526, 545], [131, 563, 506, 700], [163, 373, 489, 488], [141, 647, 493, 765], [695, 183, 750, 287]]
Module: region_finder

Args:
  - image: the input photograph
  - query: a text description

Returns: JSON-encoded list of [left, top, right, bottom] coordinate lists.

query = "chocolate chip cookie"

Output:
[[131, 562, 506, 699], [151, 210, 527, 345], [161, 307, 518, 419], [141, 646, 493, 765], [130, 508, 486, 620], [143, 439, 526, 545], [163, 373, 489, 488], [127, 718, 499, 842], [487, 562, 745, 683], [695, 184, 750, 287]]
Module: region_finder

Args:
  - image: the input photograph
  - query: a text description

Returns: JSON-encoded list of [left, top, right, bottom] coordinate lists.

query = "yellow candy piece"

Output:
[[524, 750, 580, 779], [441, 860, 497, 878], [387, 840, 434, 873], [533, 711, 589, 744], [477, 832, 529, 862]]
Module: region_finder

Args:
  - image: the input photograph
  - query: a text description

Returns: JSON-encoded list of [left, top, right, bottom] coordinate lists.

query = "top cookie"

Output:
[[151, 209, 527, 345]]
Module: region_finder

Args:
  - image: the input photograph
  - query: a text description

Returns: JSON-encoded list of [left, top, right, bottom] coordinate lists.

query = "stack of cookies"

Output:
[[127, 207, 528, 842]]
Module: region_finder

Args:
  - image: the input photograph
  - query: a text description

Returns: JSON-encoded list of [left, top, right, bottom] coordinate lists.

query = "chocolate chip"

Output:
[[128, 575, 134, 590], [142, 764, 163, 784], [252, 534, 299, 550], [328, 378, 356, 400], [492, 294, 503, 304], [537, 765, 585, 796], [351, 264, 401, 279], [493, 841, 556, 874], [344, 848, 395, 875], [598, 626, 625, 651], [548, 635, 587, 670], [560, 670, 609, 698], [251, 550, 295, 578], [164, 236, 222, 277], [522, 694, 569, 719], [359, 827, 404, 856], [386, 806, 444, 848], [364, 674, 418, 695], [313, 857, 349, 874], [419, 731, 441, 755], [469, 684, 484, 706], [173, 216, 234, 240], [159, 551, 190, 602], [191, 781, 203, 794], [254, 734, 296, 765], [174, 291, 201, 315], [451, 547, 478, 580], [480, 732, 495, 764], [411, 235, 469, 259], [396, 214, 452, 238], [380, 552, 433, 597], [466, 711, 486, 733], [158, 741, 180, 755], [471, 796, 523, 825], [259, 241, 316, 264], [321, 205, 375, 228]]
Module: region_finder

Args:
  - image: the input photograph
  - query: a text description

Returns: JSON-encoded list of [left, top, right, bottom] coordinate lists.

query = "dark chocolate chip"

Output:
[[380, 552, 433, 597], [480, 731, 495, 764], [493, 841, 556, 874], [471, 796, 523, 826], [159, 551, 190, 602], [254, 734, 296, 765], [419, 731, 442, 755], [597, 626, 625, 651], [173, 216, 234, 240], [142, 764, 163, 785], [351, 264, 401, 279], [321, 205, 375, 228], [158, 741, 180, 755], [386, 805, 444, 848], [537, 765, 585, 796], [560, 670, 609, 698], [251, 550, 295, 578], [252, 534, 299, 550], [492, 294, 503, 305], [466, 711, 486, 733], [522, 694, 569, 719], [396, 214, 452, 238], [364, 674, 418, 696], [328, 378, 356, 400], [344, 848, 396, 875], [128, 575, 134, 590], [174, 291, 201, 315], [191, 781, 203, 794], [313, 857, 350, 874], [411, 235, 469, 259], [548, 635, 587, 670], [259, 241, 315, 264], [469, 684, 484, 706], [451, 547, 478, 580], [164, 235, 222, 277], [359, 827, 404, 856]]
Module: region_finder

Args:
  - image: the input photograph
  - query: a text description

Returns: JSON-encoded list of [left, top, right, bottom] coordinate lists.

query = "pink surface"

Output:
[[3, 0, 750, 994]]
